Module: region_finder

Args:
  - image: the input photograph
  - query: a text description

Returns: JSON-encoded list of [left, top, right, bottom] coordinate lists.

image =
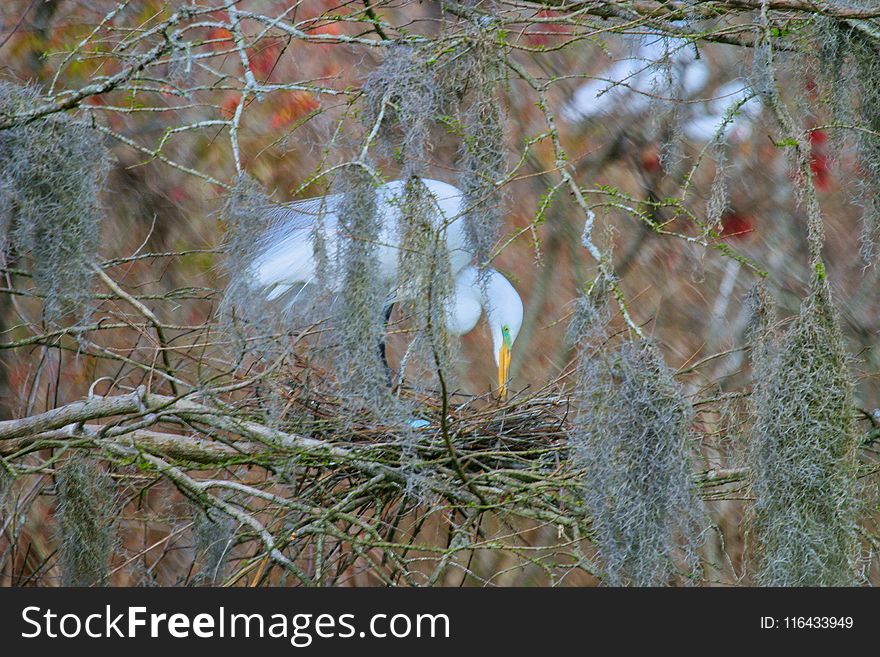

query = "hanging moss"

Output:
[[218, 175, 290, 361], [332, 166, 393, 412], [363, 45, 441, 174], [448, 31, 507, 270], [362, 42, 463, 393], [850, 37, 880, 263], [0, 82, 110, 322], [810, 17, 880, 263], [222, 175, 273, 283], [569, 292, 704, 586], [748, 277, 861, 586], [56, 454, 118, 586], [706, 145, 729, 234], [190, 505, 236, 586], [394, 178, 456, 386], [744, 281, 778, 385]]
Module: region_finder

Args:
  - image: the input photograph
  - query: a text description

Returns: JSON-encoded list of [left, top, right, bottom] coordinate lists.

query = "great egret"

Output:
[[448, 265, 523, 398], [681, 80, 762, 142], [563, 34, 709, 124], [244, 178, 524, 396], [563, 33, 762, 144]]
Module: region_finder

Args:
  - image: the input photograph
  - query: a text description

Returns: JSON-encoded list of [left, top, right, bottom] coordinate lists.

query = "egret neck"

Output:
[[483, 271, 523, 401]]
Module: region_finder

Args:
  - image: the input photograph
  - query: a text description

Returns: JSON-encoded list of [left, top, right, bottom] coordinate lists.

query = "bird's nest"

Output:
[[0, 355, 745, 586]]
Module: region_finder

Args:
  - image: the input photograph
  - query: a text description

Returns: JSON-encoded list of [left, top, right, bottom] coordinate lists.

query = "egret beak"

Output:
[[497, 342, 511, 400]]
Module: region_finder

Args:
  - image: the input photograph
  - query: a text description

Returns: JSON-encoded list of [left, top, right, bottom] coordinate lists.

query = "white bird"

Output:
[[563, 34, 710, 124], [563, 33, 763, 144], [448, 265, 523, 397], [245, 178, 524, 397], [681, 80, 762, 143]]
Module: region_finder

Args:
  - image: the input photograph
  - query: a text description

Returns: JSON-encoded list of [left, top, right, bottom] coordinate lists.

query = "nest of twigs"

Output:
[[0, 354, 744, 587]]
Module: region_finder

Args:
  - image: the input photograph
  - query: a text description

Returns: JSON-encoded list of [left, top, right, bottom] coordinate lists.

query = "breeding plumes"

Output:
[[242, 178, 524, 395]]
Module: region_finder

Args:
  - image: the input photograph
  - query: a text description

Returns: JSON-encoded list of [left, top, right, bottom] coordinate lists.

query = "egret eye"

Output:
[[501, 324, 512, 349]]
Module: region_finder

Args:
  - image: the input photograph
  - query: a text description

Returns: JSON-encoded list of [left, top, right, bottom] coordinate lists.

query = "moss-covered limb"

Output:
[[0, 385, 860, 478], [0, 387, 153, 441], [0, 425, 254, 464]]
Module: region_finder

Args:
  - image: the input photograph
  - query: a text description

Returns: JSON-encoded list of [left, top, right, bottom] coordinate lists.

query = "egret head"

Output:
[[485, 271, 523, 400], [448, 267, 523, 399]]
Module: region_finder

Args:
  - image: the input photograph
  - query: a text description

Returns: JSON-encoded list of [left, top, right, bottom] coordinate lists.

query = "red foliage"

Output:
[[206, 27, 233, 48], [306, 21, 342, 36], [524, 10, 571, 47], [221, 95, 240, 118], [804, 77, 819, 99], [720, 212, 755, 239], [167, 185, 190, 204], [248, 40, 283, 79], [270, 91, 320, 128], [639, 149, 662, 173], [809, 129, 832, 192]]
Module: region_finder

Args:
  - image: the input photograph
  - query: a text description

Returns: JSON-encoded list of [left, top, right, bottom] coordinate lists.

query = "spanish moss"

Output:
[[748, 277, 861, 586], [0, 82, 110, 322], [569, 291, 704, 586]]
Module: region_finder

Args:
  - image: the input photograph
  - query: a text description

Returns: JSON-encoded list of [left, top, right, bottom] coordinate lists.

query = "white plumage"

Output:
[[251, 179, 471, 301], [681, 80, 762, 142], [245, 178, 524, 394], [450, 265, 524, 366], [564, 33, 762, 143], [563, 35, 709, 124]]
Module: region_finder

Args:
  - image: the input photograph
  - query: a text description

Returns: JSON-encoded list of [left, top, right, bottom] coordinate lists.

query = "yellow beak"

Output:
[[497, 342, 511, 400]]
